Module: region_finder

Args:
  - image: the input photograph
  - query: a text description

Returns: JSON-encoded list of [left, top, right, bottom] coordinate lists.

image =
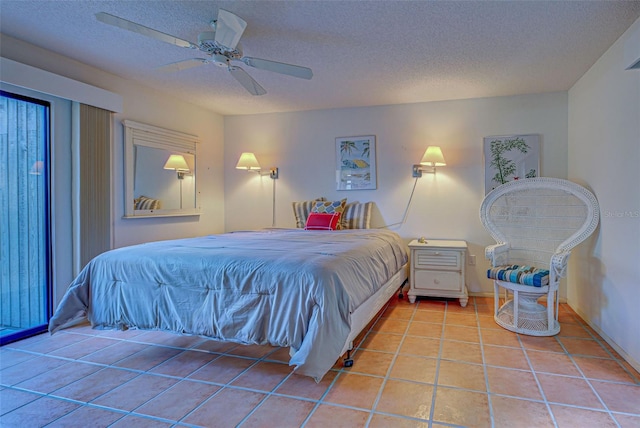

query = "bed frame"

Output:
[[340, 263, 408, 366]]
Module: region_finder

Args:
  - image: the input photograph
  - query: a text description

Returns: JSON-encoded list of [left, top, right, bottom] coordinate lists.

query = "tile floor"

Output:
[[1, 296, 639, 427]]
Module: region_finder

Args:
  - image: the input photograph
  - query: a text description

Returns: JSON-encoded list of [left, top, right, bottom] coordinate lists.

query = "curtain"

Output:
[[77, 104, 112, 269]]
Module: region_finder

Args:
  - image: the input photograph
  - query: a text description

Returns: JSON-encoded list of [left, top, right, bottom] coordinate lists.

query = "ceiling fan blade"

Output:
[[228, 66, 266, 96], [214, 9, 247, 50], [96, 12, 196, 49], [240, 57, 313, 80], [156, 59, 208, 72]]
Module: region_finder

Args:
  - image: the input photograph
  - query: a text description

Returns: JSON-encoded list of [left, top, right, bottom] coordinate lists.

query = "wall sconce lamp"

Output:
[[164, 154, 190, 179], [235, 152, 279, 179], [382, 145, 448, 228], [412, 146, 446, 177]]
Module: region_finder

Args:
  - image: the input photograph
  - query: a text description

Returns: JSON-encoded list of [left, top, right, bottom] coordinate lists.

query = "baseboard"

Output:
[[468, 292, 493, 298], [571, 306, 640, 374]]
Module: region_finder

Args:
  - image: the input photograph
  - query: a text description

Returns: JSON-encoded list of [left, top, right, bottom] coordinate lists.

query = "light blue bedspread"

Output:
[[49, 228, 408, 381]]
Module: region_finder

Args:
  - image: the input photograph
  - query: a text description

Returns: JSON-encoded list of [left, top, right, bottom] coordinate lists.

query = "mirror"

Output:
[[123, 120, 200, 218]]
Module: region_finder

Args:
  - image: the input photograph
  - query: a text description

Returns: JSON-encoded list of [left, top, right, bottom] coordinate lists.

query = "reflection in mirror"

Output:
[[134, 147, 195, 210], [123, 120, 200, 218]]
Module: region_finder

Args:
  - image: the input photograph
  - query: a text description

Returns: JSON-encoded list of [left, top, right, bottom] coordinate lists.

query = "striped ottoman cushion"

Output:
[[487, 265, 549, 287]]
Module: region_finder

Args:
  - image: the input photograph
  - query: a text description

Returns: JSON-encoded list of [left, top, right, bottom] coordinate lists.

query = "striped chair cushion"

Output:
[[487, 265, 549, 287]]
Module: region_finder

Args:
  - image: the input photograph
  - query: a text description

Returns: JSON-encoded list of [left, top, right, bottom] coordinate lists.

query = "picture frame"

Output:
[[336, 135, 377, 190], [483, 134, 540, 195]]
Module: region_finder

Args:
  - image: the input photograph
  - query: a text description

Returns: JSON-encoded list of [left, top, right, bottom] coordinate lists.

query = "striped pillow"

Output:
[[292, 197, 326, 228], [134, 195, 161, 210], [341, 202, 373, 229]]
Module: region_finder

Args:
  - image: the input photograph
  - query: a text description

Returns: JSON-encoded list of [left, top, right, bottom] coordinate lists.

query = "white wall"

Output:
[[224, 92, 568, 295], [112, 84, 224, 248], [1, 35, 226, 303], [568, 18, 640, 370]]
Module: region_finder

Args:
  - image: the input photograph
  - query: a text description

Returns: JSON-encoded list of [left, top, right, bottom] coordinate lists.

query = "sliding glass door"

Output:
[[0, 91, 51, 345]]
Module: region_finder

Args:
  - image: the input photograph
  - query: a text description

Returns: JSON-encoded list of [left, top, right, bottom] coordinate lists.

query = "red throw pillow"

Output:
[[305, 212, 342, 230]]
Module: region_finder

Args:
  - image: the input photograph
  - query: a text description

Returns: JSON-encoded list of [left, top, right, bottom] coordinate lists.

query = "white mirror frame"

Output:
[[123, 120, 201, 218]]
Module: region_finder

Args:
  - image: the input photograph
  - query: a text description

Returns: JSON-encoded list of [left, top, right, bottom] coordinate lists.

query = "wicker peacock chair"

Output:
[[480, 177, 599, 336]]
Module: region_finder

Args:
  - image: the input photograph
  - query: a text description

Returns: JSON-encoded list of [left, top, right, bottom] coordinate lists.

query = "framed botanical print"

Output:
[[484, 134, 540, 194], [336, 135, 376, 190]]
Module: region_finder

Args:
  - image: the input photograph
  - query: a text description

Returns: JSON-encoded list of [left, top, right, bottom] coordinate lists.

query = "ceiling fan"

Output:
[[95, 9, 313, 96]]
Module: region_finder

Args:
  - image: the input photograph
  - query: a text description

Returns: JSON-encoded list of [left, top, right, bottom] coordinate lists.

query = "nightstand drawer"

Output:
[[414, 249, 461, 270], [413, 270, 462, 291]]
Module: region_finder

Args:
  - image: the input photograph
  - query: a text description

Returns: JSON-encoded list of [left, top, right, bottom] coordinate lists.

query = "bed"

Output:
[[48, 228, 408, 381]]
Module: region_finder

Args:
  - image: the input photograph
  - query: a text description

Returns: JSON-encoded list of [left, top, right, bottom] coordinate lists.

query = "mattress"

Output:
[[48, 228, 408, 381]]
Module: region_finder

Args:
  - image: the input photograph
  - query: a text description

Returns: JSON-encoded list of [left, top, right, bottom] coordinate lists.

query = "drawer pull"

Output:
[[434, 279, 440, 284]]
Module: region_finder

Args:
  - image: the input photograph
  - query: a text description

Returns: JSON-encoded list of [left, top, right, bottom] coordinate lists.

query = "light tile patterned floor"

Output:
[[1, 296, 639, 427]]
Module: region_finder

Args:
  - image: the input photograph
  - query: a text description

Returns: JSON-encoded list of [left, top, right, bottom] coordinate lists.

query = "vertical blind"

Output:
[[78, 104, 112, 269]]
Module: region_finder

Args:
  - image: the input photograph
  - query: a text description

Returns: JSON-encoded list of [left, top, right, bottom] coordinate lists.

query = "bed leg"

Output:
[[343, 350, 354, 367], [398, 279, 408, 299]]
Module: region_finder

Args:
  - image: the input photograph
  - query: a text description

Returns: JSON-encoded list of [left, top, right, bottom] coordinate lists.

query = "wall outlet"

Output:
[[469, 255, 476, 265]]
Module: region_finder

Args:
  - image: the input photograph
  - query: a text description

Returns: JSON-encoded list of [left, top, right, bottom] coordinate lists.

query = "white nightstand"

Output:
[[408, 239, 468, 307]]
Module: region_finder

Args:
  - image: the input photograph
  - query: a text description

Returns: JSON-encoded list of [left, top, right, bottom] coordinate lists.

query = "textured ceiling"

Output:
[[1, 1, 639, 116]]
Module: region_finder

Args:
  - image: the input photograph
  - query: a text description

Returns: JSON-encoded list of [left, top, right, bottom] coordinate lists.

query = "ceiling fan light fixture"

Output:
[[95, 9, 313, 96], [212, 54, 230, 67], [198, 31, 216, 45]]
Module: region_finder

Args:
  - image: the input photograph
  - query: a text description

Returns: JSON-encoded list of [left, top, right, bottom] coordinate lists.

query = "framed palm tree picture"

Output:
[[336, 135, 376, 190], [483, 134, 540, 195]]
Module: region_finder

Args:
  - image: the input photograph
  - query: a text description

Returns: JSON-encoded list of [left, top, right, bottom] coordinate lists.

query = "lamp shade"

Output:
[[163, 154, 190, 171], [420, 146, 446, 167], [235, 152, 261, 170], [29, 160, 44, 175]]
